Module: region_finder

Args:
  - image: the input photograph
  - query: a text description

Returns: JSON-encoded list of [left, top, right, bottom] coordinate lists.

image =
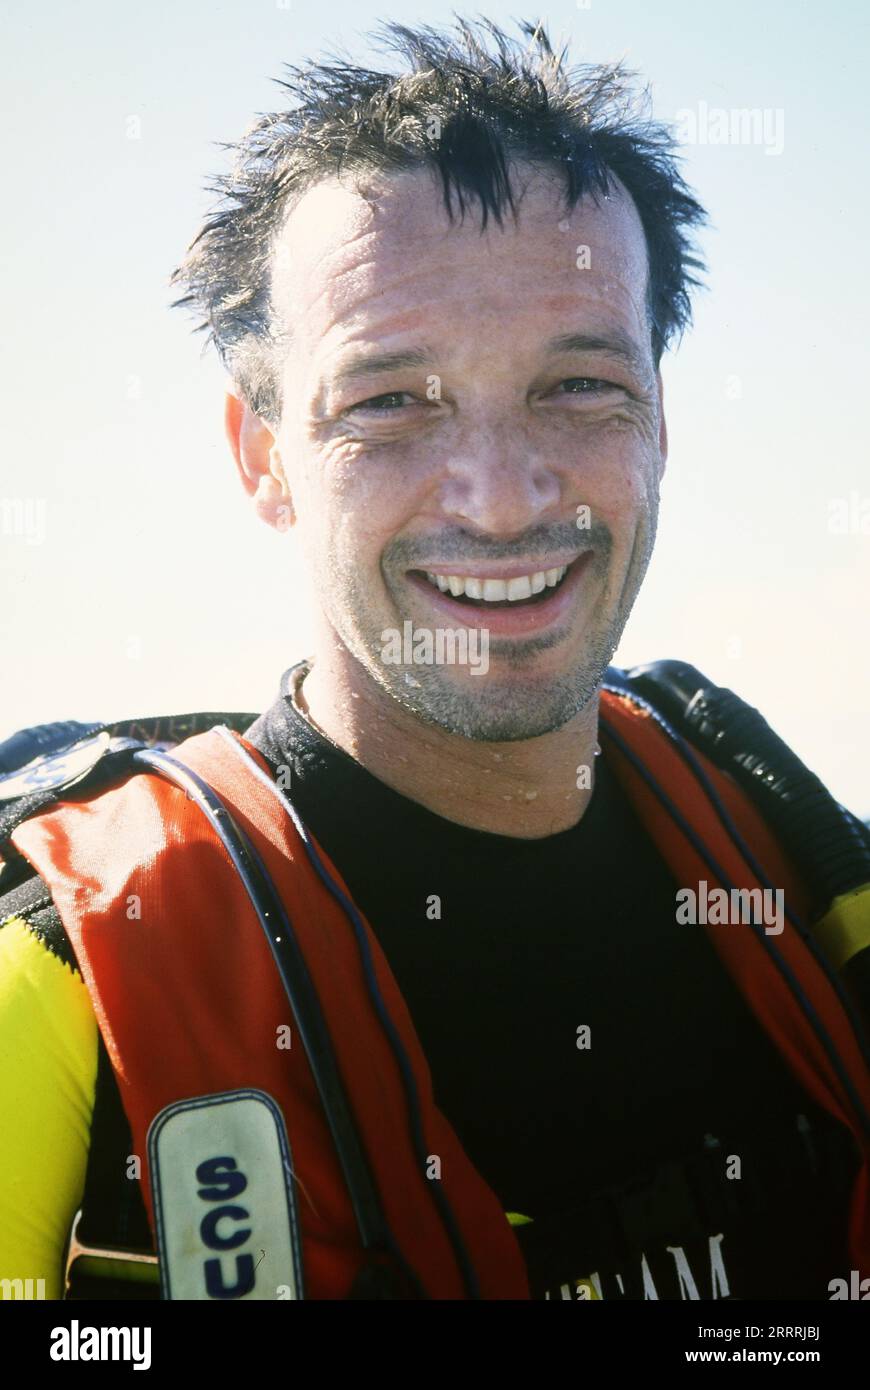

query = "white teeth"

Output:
[[482, 578, 507, 601], [507, 575, 533, 600], [423, 565, 569, 602]]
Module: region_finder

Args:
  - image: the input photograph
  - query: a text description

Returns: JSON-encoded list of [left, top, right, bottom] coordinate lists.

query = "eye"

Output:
[[346, 391, 413, 415], [556, 377, 621, 396]]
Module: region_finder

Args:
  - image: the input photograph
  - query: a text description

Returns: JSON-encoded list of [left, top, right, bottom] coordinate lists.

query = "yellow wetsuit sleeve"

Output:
[[0, 916, 97, 1300]]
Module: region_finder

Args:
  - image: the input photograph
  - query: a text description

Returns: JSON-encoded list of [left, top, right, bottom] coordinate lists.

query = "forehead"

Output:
[[271, 163, 651, 364]]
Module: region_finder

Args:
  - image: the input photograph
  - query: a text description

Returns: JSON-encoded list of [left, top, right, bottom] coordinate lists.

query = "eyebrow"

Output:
[[326, 330, 647, 391], [545, 330, 648, 374], [329, 348, 434, 387]]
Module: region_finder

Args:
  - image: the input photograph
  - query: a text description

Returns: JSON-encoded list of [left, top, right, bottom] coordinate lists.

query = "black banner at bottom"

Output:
[[2, 1297, 867, 1377]]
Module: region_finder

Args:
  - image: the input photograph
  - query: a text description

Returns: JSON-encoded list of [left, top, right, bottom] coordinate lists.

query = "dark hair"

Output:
[[170, 16, 707, 429]]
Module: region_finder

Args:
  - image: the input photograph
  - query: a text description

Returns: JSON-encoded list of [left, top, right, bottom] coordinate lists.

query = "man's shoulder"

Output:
[[0, 708, 261, 817], [607, 662, 870, 954], [0, 705, 261, 943]]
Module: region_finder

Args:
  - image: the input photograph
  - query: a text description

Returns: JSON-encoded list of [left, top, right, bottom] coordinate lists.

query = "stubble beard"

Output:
[[328, 534, 653, 743]]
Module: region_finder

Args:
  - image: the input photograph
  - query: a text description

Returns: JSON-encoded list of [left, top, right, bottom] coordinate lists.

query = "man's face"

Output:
[[269, 164, 667, 740]]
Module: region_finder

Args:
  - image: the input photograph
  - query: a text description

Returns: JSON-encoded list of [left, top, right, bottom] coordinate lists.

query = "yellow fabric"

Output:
[[0, 917, 97, 1300], [813, 885, 870, 970]]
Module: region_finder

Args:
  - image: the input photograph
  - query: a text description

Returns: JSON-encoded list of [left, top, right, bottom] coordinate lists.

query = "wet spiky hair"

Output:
[[170, 16, 706, 428]]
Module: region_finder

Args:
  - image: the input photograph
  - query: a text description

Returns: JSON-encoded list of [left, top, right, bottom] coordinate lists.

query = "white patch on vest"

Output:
[[148, 1089, 304, 1300], [0, 731, 111, 801]]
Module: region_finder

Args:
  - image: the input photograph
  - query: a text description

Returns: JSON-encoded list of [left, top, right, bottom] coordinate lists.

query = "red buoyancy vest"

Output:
[[12, 687, 870, 1297]]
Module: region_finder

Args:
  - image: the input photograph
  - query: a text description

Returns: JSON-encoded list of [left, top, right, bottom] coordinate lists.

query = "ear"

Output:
[[655, 369, 668, 480], [224, 384, 295, 531]]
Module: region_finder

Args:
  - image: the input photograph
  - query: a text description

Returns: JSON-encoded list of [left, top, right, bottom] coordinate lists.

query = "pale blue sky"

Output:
[[1, 0, 868, 813]]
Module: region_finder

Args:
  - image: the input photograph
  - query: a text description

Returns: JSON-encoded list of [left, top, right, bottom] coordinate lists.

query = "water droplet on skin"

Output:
[[524, 790, 538, 801]]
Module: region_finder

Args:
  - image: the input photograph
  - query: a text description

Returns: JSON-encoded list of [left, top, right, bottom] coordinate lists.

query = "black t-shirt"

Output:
[[245, 662, 860, 1301]]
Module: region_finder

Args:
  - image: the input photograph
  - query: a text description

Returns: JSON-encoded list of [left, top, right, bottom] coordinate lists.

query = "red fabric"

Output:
[[12, 687, 870, 1295], [14, 728, 528, 1299], [600, 690, 870, 1272]]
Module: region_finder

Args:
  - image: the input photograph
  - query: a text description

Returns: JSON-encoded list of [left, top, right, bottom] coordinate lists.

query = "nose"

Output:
[[437, 420, 563, 536]]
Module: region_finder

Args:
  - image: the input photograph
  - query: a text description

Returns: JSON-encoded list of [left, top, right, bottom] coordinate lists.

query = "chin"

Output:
[[383, 665, 601, 743]]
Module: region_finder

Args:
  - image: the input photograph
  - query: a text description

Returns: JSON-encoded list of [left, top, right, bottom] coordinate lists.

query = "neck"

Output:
[[296, 647, 601, 839]]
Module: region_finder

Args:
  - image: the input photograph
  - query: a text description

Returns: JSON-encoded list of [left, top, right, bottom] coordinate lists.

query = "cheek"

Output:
[[303, 452, 419, 593], [566, 430, 661, 595], [571, 425, 659, 529]]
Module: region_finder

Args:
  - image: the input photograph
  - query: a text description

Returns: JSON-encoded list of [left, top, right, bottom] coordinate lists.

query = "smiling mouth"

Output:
[[412, 562, 574, 608]]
